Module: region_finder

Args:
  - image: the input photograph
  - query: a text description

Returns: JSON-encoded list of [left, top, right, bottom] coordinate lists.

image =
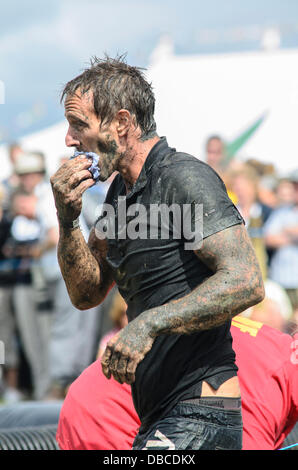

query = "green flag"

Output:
[[224, 112, 267, 164]]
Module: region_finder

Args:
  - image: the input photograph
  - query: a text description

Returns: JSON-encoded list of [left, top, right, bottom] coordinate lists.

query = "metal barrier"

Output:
[[0, 425, 59, 450]]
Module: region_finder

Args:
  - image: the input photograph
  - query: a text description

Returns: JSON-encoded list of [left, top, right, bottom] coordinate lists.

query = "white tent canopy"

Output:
[[146, 44, 298, 176], [1, 45, 297, 179]]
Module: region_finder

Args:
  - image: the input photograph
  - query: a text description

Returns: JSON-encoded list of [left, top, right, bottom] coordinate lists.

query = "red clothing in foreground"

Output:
[[232, 316, 298, 450], [57, 360, 140, 450], [56, 316, 298, 450]]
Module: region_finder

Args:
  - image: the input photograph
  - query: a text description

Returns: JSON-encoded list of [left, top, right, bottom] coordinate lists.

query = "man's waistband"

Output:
[[180, 396, 241, 410]]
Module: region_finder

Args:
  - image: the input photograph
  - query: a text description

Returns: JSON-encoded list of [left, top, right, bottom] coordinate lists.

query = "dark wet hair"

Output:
[[61, 54, 157, 139]]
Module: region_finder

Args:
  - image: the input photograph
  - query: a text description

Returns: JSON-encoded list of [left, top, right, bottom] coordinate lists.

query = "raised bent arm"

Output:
[[146, 223, 265, 335], [51, 156, 114, 310], [57, 226, 115, 309]]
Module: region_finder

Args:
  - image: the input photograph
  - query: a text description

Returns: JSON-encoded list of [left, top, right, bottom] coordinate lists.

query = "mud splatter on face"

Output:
[[97, 135, 120, 181]]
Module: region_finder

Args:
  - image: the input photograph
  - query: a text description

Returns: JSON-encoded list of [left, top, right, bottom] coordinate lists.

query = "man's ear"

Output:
[[116, 109, 133, 137]]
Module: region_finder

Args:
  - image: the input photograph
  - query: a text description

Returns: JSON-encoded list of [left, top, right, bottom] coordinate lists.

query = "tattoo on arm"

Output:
[[141, 224, 265, 337]]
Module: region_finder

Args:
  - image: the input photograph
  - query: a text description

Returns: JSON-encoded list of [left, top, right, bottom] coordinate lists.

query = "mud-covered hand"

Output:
[[101, 315, 155, 385], [50, 156, 94, 227]]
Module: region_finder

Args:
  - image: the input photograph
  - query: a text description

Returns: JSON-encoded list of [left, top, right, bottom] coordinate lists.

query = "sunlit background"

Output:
[[0, 2, 297, 445], [1, 0, 298, 175]]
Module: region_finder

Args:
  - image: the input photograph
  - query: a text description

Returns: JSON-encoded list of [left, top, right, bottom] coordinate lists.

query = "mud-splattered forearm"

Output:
[[50, 155, 115, 309], [58, 226, 114, 310], [140, 223, 265, 337], [101, 223, 265, 384]]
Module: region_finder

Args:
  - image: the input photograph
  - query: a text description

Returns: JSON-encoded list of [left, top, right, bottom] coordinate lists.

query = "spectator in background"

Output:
[[275, 178, 295, 207], [244, 159, 278, 267], [205, 135, 226, 175], [230, 164, 272, 280], [205, 134, 249, 175], [263, 169, 298, 334], [8, 186, 50, 400], [0, 184, 22, 403], [1, 142, 23, 210], [4, 188, 46, 399], [205, 135, 242, 204], [245, 159, 278, 209]]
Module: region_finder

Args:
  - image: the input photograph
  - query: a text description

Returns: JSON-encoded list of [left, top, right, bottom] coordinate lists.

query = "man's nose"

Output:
[[65, 126, 80, 148]]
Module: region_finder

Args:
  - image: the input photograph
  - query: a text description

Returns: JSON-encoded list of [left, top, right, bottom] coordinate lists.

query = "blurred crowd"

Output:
[[0, 143, 111, 404], [0, 137, 297, 406]]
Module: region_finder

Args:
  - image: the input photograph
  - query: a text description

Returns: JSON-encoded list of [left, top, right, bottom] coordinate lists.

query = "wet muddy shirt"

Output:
[[96, 137, 244, 431]]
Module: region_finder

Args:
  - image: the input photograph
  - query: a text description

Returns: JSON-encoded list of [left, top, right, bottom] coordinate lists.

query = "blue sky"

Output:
[[0, 0, 298, 142]]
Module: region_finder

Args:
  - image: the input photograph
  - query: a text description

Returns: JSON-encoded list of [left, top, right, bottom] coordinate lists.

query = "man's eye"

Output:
[[72, 122, 86, 130], [69, 118, 85, 127]]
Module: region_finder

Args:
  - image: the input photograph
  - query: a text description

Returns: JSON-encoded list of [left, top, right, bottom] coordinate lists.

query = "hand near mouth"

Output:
[[71, 150, 101, 183], [50, 156, 95, 228]]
